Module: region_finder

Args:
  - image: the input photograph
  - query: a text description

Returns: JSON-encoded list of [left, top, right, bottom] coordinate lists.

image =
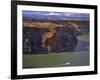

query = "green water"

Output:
[[23, 34, 89, 68]]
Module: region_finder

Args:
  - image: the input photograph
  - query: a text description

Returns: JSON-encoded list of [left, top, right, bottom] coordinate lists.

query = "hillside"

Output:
[[23, 18, 82, 53]]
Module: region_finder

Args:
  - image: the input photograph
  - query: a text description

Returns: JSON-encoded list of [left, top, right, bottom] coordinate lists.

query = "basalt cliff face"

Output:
[[23, 22, 78, 53]]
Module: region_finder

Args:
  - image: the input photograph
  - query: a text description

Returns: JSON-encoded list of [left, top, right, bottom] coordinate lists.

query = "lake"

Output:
[[23, 34, 89, 68]]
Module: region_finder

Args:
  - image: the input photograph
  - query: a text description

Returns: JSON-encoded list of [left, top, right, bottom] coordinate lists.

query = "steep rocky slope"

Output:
[[23, 22, 78, 53]]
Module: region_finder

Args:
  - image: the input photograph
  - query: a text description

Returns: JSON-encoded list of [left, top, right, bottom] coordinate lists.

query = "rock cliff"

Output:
[[23, 22, 78, 54]]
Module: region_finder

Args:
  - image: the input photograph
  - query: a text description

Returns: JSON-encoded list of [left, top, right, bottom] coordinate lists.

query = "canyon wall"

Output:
[[23, 24, 78, 54]]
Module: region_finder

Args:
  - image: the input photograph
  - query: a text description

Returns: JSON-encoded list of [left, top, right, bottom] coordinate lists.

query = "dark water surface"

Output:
[[75, 34, 89, 51]]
